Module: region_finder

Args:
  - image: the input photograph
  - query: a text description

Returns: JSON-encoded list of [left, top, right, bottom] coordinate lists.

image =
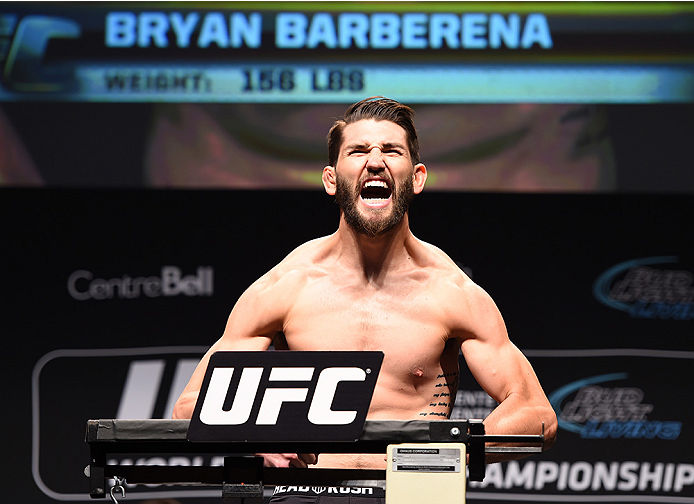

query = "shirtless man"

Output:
[[173, 97, 557, 500]]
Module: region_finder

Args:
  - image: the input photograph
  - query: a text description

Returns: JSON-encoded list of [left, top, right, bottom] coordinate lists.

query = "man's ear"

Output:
[[322, 165, 337, 195], [413, 163, 427, 194]]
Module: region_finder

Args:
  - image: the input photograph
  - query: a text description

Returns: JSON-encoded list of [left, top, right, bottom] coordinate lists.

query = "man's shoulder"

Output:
[[415, 239, 492, 303], [255, 236, 333, 289], [231, 237, 333, 325], [409, 240, 502, 337], [275, 235, 333, 272], [416, 240, 470, 281]]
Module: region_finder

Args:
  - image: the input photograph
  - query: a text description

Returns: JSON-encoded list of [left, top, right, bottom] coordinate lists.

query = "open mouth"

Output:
[[360, 179, 392, 207]]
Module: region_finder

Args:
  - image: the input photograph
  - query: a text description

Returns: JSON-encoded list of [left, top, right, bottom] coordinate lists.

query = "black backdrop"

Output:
[[2, 188, 692, 503]]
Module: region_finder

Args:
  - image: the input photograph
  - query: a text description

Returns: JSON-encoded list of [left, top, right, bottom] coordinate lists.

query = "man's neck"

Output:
[[335, 214, 415, 282]]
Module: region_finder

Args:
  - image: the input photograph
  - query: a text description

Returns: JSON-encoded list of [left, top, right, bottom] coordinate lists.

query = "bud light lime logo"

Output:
[[549, 373, 681, 440], [592, 256, 694, 320]]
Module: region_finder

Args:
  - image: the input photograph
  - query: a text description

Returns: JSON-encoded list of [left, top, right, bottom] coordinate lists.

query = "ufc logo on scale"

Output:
[[200, 366, 370, 425], [188, 351, 383, 442]]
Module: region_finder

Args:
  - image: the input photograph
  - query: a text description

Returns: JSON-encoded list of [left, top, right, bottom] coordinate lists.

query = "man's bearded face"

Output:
[[335, 171, 415, 237]]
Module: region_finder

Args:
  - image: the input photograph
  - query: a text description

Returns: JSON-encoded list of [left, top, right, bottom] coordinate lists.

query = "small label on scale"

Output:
[[391, 447, 461, 473]]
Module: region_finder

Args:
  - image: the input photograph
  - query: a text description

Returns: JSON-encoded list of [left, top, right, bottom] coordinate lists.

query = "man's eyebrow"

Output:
[[343, 142, 369, 151], [343, 141, 408, 151], [381, 142, 407, 151]]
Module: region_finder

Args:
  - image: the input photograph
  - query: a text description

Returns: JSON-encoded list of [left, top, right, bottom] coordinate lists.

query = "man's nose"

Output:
[[366, 148, 386, 170]]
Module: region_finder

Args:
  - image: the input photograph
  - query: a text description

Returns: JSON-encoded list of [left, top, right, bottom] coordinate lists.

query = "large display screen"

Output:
[[1, 1, 692, 191]]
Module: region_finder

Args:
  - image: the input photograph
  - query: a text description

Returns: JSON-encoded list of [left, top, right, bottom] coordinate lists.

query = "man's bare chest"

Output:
[[281, 278, 449, 352]]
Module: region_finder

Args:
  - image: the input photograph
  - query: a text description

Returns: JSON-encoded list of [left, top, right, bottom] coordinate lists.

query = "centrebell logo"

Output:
[[67, 265, 213, 301], [592, 256, 694, 320]]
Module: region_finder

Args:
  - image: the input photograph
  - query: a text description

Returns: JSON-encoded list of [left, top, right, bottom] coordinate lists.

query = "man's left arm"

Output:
[[458, 284, 557, 462]]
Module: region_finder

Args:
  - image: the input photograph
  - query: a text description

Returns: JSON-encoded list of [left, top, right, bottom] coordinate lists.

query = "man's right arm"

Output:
[[172, 274, 284, 419], [172, 268, 318, 468], [171, 336, 273, 419]]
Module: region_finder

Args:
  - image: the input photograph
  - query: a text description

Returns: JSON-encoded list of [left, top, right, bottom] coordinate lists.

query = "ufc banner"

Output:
[[3, 188, 692, 504], [188, 351, 383, 442], [457, 349, 694, 503]]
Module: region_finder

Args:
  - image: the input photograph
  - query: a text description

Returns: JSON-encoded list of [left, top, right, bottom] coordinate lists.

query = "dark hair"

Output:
[[327, 96, 420, 166]]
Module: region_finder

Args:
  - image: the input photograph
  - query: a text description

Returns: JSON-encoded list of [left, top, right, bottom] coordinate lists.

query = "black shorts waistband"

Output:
[[272, 485, 385, 498]]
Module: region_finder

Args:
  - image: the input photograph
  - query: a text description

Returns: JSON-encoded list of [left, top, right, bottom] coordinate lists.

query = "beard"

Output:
[[335, 173, 415, 238]]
